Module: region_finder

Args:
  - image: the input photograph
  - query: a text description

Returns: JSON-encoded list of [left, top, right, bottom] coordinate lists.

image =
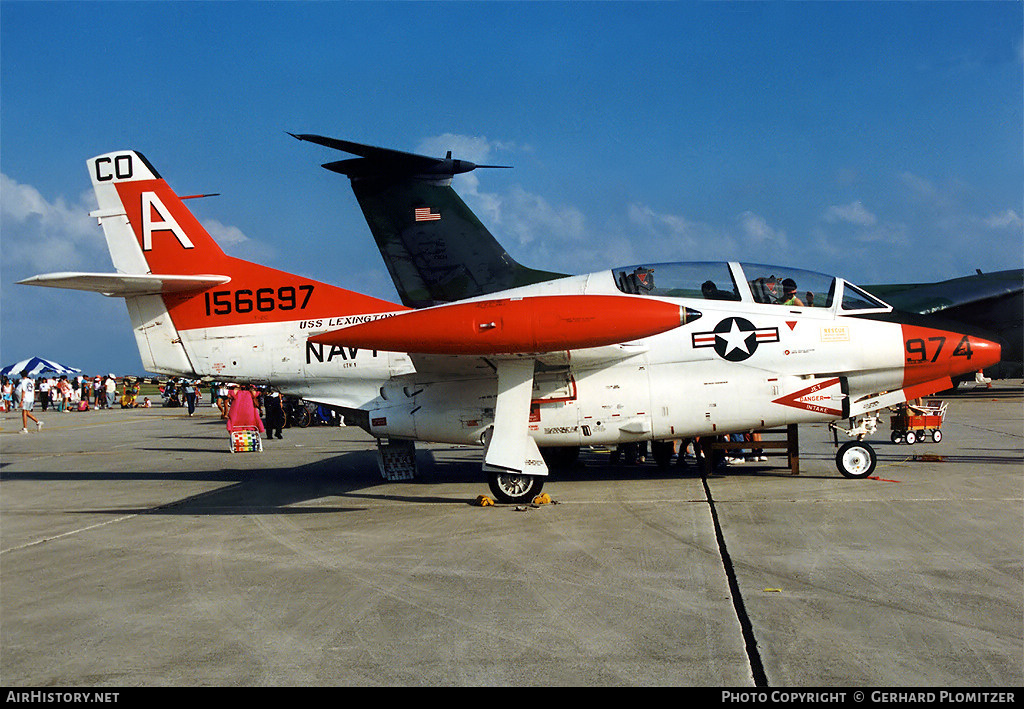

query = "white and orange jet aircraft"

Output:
[[20, 146, 1001, 502]]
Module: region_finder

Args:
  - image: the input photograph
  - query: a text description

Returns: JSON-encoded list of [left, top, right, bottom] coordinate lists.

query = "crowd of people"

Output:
[[160, 378, 287, 440], [1, 372, 144, 421], [2, 373, 290, 441]]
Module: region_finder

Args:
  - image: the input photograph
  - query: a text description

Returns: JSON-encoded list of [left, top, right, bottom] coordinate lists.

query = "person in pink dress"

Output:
[[226, 384, 265, 433]]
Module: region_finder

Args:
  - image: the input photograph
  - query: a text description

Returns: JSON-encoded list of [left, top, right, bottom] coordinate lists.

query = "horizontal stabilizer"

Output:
[[289, 133, 510, 179], [18, 272, 230, 297]]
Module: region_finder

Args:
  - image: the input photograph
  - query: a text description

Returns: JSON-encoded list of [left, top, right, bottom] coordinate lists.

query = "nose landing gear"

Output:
[[829, 416, 878, 479], [835, 440, 877, 479]]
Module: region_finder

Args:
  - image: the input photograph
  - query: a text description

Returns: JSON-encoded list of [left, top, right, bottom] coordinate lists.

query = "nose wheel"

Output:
[[835, 441, 877, 478]]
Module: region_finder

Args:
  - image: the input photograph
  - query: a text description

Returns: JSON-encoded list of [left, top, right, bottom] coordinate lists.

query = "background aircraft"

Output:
[[865, 271, 1022, 380], [292, 135, 1021, 382], [20, 145, 1001, 503]]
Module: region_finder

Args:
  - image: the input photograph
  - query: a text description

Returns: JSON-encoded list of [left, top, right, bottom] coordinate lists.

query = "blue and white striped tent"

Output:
[[0, 357, 82, 378]]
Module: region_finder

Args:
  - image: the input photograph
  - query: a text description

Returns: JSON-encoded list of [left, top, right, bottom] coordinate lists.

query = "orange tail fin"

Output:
[[87, 150, 406, 333]]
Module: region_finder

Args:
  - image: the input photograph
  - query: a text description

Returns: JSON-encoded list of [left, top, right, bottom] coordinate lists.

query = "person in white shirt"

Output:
[[38, 377, 51, 412], [104, 376, 117, 408], [15, 370, 43, 433]]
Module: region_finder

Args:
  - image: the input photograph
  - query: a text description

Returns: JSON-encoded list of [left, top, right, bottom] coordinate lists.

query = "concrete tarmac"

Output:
[[1, 383, 1021, 687]]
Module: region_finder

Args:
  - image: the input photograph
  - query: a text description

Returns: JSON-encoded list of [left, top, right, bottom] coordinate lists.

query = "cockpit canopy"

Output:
[[612, 261, 890, 313]]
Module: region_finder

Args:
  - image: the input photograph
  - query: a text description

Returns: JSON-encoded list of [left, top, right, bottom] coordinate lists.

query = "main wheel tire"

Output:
[[891, 431, 903, 444], [904, 430, 917, 445], [488, 472, 545, 504], [932, 429, 942, 443], [836, 441, 877, 479]]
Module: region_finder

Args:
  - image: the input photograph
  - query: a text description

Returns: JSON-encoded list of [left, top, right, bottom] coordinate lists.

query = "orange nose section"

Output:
[[901, 324, 1002, 387]]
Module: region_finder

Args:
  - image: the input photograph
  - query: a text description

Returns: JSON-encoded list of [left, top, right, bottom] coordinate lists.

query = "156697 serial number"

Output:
[[203, 285, 314, 316]]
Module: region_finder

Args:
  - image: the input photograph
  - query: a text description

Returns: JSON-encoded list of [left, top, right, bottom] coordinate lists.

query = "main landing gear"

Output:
[[487, 471, 545, 504], [487, 444, 579, 504]]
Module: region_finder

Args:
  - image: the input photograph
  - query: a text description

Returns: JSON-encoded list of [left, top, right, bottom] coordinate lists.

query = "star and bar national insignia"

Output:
[[692, 317, 780, 362]]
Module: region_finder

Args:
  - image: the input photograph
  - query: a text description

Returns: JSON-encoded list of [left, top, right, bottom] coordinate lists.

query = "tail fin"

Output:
[[21, 150, 405, 375], [89, 150, 224, 276], [292, 135, 566, 308]]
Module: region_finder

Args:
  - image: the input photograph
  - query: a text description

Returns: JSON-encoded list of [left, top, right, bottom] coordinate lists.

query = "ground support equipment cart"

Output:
[[890, 400, 947, 444]]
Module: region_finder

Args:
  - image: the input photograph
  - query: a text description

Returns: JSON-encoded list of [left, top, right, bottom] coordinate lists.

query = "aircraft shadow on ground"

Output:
[[561, 449, 842, 481], [4, 423, 1019, 514], [1, 448, 491, 514]]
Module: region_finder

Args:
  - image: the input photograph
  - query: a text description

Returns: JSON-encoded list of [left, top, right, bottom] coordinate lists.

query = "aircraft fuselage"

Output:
[[173, 266, 996, 451]]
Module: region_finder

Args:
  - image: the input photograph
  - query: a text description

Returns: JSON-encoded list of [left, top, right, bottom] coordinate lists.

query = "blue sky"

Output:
[[2, 1, 1022, 376]]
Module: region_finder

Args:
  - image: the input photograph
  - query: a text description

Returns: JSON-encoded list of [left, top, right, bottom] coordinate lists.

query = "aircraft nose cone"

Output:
[[972, 337, 1002, 372]]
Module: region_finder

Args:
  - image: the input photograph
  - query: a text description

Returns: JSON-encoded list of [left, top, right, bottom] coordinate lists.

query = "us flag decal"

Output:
[[414, 207, 441, 222]]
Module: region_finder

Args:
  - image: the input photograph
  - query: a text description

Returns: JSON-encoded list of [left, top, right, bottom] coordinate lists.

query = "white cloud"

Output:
[[984, 209, 1023, 230], [629, 203, 695, 236], [627, 203, 718, 252], [897, 171, 937, 199], [625, 203, 794, 264], [1, 173, 102, 272], [823, 200, 877, 227], [202, 218, 249, 247], [1, 171, 268, 274], [738, 210, 787, 247], [200, 218, 274, 261], [853, 221, 909, 245], [815, 198, 907, 264], [415, 134, 514, 165], [495, 186, 586, 246]]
